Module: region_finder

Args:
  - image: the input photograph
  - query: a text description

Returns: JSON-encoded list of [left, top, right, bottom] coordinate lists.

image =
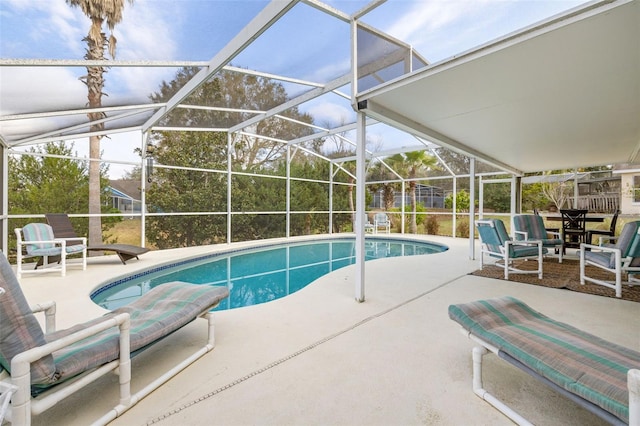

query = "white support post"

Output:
[[329, 163, 334, 234], [469, 158, 476, 260], [286, 146, 291, 238], [140, 132, 148, 248], [1, 143, 7, 255], [452, 177, 457, 237], [355, 111, 366, 303], [511, 175, 517, 232], [478, 176, 484, 219], [401, 180, 406, 234], [227, 133, 232, 244]]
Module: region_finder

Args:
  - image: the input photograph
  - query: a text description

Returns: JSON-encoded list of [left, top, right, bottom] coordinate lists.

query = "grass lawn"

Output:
[[107, 219, 152, 248]]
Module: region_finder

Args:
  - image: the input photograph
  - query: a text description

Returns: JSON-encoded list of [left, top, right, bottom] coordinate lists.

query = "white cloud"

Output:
[[385, 1, 472, 41], [383, 1, 588, 63], [0, 67, 86, 114], [115, 0, 181, 61], [306, 102, 354, 127]]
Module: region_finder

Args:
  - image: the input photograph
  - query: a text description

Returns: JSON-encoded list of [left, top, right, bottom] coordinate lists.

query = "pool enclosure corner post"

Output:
[[354, 111, 366, 303], [140, 132, 148, 248], [351, 14, 365, 303], [286, 146, 291, 238], [329, 162, 334, 234], [227, 132, 233, 244]]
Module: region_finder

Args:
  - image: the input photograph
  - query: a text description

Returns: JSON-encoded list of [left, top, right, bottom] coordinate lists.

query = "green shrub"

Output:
[[456, 218, 470, 238], [425, 215, 439, 235], [445, 190, 471, 212]]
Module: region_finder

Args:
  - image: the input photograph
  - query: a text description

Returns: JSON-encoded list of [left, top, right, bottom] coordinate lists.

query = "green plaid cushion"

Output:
[[0, 253, 57, 385], [34, 281, 229, 392], [449, 297, 640, 424]]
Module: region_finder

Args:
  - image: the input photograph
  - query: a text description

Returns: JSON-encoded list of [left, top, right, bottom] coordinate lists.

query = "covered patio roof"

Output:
[[357, 0, 640, 175]]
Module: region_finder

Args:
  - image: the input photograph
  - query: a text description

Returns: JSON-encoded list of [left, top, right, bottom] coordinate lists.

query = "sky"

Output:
[[0, 0, 588, 178]]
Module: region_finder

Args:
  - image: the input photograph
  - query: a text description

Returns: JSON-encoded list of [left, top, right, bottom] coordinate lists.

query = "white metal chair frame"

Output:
[[373, 213, 390, 234], [579, 233, 640, 298], [14, 227, 87, 278], [0, 288, 17, 425], [476, 219, 545, 280], [1, 297, 220, 426], [364, 213, 375, 234]]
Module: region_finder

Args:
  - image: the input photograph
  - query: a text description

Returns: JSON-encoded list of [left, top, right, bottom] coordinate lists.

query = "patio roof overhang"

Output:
[[356, 0, 640, 176]]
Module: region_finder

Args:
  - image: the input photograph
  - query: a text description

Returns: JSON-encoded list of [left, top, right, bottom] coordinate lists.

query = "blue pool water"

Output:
[[91, 237, 447, 311]]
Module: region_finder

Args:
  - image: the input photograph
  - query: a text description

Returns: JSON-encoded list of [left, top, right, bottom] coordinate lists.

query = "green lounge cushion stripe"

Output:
[[448, 297, 640, 423], [513, 215, 562, 246]]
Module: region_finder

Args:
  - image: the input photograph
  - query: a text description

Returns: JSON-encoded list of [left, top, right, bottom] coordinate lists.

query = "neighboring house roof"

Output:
[[109, 180, 142, 201]]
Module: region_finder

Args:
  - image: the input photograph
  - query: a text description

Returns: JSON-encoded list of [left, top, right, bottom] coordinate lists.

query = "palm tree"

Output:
[[66, 0, 133, 248], [367, 160, 398, 212], [388, 151, 438, 234]]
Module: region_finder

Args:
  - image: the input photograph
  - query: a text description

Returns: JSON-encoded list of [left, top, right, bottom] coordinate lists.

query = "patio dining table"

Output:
[[545, 215, 605, 223], [545, 214, 605, 252]]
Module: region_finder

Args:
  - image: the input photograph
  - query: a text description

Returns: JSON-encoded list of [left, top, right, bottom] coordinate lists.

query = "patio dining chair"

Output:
[[0, 251, 230, 425], [364, 213, 375, 234], [476, 219, 546, 280], [512, 214, 563, 263], [15, 223, 87, 279], [373, 213, 391, 234], [560, 209, 588, 250], [579, 220, 640, 298], [585, 209, 620, 245]]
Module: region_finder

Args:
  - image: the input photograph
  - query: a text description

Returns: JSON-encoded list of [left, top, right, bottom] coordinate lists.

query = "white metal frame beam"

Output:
[[359, 99, 523, 176], [141, 0, 301, 133]]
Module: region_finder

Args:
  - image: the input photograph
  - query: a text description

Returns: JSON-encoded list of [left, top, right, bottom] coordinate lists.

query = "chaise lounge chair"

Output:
[[449, 296, 640, 425], [45, 213, 150, 264], [0, 252, 229, 425]]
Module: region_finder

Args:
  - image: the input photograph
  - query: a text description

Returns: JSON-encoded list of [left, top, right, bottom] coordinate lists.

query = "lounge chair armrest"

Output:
[[506, 239, 542, 248], [19, 239, 65, 246], [513, 230, 528, 240], [56, 237, 87, 245], [598, 235, 617, 246], [11, 312, 131, 381], [546, 230, 561, 239], [580, 242, 621, 254], [18, 239, 67, 251], [10, 312, 132, 421], [29, 301, 56, 334]]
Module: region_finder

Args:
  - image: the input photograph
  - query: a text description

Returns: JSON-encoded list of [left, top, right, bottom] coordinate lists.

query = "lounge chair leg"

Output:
[[471, 346, 533, 426], [472, 346, 487, 394], [205, 312, 216, 348]]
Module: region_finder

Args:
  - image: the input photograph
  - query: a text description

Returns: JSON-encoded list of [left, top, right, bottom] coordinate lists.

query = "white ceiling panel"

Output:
[[358, 0, 640, 174]]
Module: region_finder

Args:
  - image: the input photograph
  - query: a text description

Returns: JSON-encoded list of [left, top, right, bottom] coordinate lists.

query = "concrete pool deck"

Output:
[[13, 235, 639, 425]]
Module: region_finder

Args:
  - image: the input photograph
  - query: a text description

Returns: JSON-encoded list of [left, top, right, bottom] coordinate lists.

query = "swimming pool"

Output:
[[91, 237, 447, 311]]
